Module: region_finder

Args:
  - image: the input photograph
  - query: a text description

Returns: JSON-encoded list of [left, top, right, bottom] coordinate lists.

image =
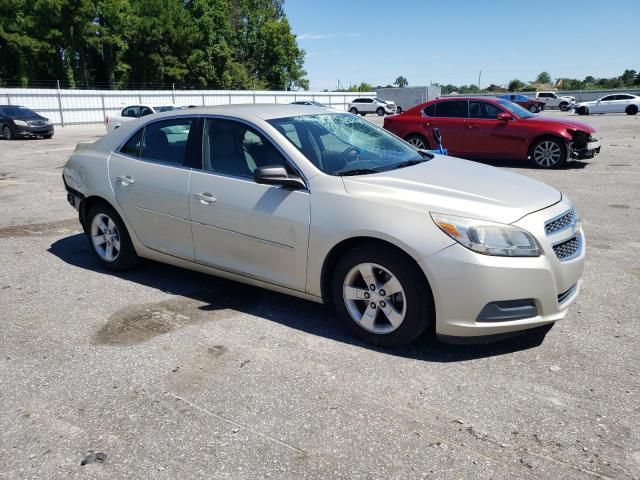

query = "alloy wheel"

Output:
[[533, 140, 562, 167], [3, 125, 13, 140], [407, 137, 426, 149], [342, 262, 407, 334], [91, 213, 121, 262]]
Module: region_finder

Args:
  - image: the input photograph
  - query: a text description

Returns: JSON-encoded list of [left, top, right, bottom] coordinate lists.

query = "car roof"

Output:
[[145, 103, 339, 121]]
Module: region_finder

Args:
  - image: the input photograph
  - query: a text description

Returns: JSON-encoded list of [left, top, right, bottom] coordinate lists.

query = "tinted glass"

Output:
[[119, 129, 143, 156], [469, 101, 503, 119], [269, 113, 427, 176], [0, 106, 38, 117], [140, 107, 154, 116], [122, 106, 139, 118], [203, 119, 287, 178], [435, 100, 468, 118], [155, 106, 177, 112], [423, 104, 436, 116], [140, 118, 193, 165], [539, 93, 552, 98]]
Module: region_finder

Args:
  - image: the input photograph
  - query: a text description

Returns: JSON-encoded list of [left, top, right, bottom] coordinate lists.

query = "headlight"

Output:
[[46, 119, 53, 125], [431, 213, 541, 257], [13, 120, 28, 127]]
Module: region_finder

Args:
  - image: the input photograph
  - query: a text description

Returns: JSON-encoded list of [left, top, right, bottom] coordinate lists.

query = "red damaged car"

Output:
[[383, 97, 600, 168]]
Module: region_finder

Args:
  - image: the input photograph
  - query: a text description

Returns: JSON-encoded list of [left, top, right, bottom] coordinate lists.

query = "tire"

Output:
[[625, 105, 638, 116], [331, 243, 434, 347], [349, 107, 358, 115], [360, 112, 366, 116], [2, 125, 14, 140], [577, 106, 589, 116], [529, 104, 539, 113], [86, 203, 138, 271], [396, 106, 403, 114], [404, 134, 430, 150], [376, 107, 385, 116], [529, 137, 567, 169], [43, 133, 53, 139], [559, 102, 569, 112]]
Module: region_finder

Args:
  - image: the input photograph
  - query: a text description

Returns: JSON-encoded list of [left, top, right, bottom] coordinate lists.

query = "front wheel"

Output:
[[529, 137, 567, 169], [529, 104, 539, 113], [559, 102, 569, 112], [577, 106, 589, 115], [376, 107, 385, 116], [331, 243, 433, 346], [396, 106, 403, 114], [87, 203, 139, 271], [626, 105, 638, 116], [43, 133, 53, 139], [349, 107, 358, 115], [2, 125, 14, 140]]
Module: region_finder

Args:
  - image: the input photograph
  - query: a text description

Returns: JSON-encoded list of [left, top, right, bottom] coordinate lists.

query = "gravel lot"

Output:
[[1, 111, 639, 479]]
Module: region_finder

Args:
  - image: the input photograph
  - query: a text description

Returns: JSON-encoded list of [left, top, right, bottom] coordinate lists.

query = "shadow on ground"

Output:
[[49, 233, 552, 363]]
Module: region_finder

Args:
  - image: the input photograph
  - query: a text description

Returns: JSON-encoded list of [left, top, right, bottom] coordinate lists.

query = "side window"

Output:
[[434, 100, 468, 118], [365, 98, 374, 103], [423, 104, 436, 116], [122, 106, 139, 118], [140, 118, 193, 165], [203, 119, 287, 179], [539, 93, 551, 98], [469, 101, 503, 119], [119, 128, 144, 156], [353, 99, 362, 103], [140, 107, 154, 116]]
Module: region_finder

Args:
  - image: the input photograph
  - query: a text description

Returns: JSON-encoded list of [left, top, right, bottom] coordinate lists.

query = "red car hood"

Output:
[[520, 116, 595, 133]]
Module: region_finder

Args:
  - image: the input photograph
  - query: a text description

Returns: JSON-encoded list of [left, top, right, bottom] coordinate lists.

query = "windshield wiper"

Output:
[[389, 158, 428, 170], [336, 168, 380, 176]]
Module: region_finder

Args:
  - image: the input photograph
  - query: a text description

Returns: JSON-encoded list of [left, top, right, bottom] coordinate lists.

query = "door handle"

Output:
[[423, 122, 432, 127], [117, 175, 135, 185], [193, 192, 216, 204], [467, 124, 477, 129]]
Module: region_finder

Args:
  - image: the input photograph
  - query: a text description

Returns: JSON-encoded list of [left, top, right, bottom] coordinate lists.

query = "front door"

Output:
[[108, 117, 198, 260], [465, 100, 521, 157], [189, 118, 310, 290]]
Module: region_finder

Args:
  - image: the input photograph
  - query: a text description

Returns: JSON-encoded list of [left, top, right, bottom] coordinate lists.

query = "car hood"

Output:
[[519, 115, 595, 133], [13, 114, 46, 121], [342, 156, 561, 224]]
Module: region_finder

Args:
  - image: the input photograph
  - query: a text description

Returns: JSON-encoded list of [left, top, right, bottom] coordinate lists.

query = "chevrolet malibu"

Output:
[[63, 105, 585, 346], [384, 97, 600, 168]]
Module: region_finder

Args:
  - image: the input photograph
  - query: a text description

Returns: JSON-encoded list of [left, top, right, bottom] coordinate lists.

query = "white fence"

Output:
[[0, 88, 376, 126], [443, 88, 640, 103]]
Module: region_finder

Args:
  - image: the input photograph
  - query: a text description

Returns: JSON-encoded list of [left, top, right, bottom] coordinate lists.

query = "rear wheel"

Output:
[[405, 134, 429, 150], [2, 125, 14, 140], [625, 105, 638, 116], [87, 203, 138, 271], [376, 107, 385, 116], [349, 107, 358, 115], [529, 137, 567, 169], [559, 102, 569, 111], [577, 106, 589, 115], [396, 106, 403, 114], [331, 243, 433, 346], [529, 104, 539, 113]]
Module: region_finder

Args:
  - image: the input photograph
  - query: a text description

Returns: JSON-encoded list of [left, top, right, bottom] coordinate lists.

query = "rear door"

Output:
[[466, 101, 521, 157], [188, 117, 310, 290], [108, 116, 200, 260], [425, 100, 468, 155]]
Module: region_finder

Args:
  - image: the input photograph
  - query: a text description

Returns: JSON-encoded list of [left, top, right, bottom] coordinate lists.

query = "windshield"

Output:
[[155, 106, 177, 112], [497, 99, 535, 119], [268, 113, 428, 176], [1, 106, 38, 117]]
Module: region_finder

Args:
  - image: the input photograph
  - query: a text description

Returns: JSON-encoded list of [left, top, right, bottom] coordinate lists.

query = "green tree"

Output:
[[394, 76, 408, 87], [508, 79, 525, 91], [535, 71, 551, 84]]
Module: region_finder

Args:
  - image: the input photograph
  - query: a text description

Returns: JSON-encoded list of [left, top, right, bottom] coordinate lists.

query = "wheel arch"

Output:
[[319, 236, 434, 306], [79, 195, 119, 233]]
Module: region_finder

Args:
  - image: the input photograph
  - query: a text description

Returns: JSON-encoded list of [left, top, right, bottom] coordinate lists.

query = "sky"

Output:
[[283, 0, 640, 91]]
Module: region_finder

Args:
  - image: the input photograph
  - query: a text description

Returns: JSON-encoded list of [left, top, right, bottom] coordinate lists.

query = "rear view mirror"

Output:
[[497, 113, 514, 121], [253, 166, 306, 189]]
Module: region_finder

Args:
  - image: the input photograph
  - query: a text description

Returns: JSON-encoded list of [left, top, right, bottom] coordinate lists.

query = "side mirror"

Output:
[[497, 112, 514, 121], [253, 165, 305, 189], [432, 127, 442, 145]]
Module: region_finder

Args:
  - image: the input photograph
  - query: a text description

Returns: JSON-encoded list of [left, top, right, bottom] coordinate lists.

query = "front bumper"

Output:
[[571, 139, 600, 160], [421, 200, 585, 341], [13, 124, 54, 137]]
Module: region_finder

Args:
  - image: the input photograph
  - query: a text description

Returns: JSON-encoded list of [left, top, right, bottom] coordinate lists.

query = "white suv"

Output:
[[349, 97, 397, 116]]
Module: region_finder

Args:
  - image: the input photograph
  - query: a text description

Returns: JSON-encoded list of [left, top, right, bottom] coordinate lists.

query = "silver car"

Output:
[[63, 105, 585, 346]]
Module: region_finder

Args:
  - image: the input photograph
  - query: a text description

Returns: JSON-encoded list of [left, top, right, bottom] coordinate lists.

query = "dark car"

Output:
[[0, 105, 54, 140], [384, 97, 600, 168], [498, 94, 546, 113]]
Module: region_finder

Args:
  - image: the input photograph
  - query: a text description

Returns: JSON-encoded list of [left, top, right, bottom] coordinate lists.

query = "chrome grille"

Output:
[[545, 209, 575, 235], [553, 235, 581, 261], [27, 120, 46, 127]]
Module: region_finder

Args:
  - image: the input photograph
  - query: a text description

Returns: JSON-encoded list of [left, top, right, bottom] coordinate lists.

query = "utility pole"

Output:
[[478, 70, 482, 90]]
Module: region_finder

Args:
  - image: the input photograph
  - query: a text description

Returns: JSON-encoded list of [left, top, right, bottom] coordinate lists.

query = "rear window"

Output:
[[434, 100, 468, 118]]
